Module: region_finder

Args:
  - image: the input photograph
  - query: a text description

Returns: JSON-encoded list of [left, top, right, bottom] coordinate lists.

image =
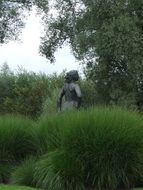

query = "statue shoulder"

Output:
[[71, 82, 80, 88]]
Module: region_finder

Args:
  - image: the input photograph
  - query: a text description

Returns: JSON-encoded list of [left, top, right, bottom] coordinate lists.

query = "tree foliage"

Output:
[[1, 0, 143, 109], [40, 0, 143, 108], [0, 0, 48, 43]]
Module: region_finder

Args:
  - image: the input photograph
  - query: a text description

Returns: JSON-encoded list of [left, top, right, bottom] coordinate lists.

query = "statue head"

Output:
[[65, 70, 79, 83]]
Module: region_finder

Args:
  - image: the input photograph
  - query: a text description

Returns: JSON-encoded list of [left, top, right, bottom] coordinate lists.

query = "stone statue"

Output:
[[57, 70, 82, 112]]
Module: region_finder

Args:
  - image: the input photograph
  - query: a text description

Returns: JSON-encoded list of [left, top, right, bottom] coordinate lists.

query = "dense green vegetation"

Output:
[[1, 1, 143, 189], [41, 0, 143, 110], [1, 0, 143, 111], [0, 107, 143, 189], [0, 63, 64, 118], [0, 63, 97, 119], [1, 0, 143, 112]]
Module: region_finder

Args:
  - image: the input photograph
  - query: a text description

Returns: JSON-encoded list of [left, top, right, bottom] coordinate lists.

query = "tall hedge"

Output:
[[0, 63, 64, 118]]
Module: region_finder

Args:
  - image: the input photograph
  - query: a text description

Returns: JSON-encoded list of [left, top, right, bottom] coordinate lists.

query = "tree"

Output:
[[0, 0, 48, 43], [40, 0, 143, 108]]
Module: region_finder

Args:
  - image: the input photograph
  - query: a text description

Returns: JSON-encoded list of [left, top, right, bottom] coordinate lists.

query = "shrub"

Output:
[[11, 157, 37, 187], [34, 107, 143, 190], [0, 115, 38, 163]]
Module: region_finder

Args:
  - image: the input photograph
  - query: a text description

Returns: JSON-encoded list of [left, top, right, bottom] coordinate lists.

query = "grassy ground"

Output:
[[0, 184, 142, 190], [0, 184, 39, 190]]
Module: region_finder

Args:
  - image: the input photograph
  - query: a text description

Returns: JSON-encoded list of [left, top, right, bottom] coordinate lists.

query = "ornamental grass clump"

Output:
[[0, 114, 38, 164], [34, 107, 143, 190], [11, 157, 37, 187], [34, 150, 84, 190], [35, 113, 66, 154]]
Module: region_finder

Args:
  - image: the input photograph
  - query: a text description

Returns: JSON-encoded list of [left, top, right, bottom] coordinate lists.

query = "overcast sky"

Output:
[[0, 8, 82, 75]]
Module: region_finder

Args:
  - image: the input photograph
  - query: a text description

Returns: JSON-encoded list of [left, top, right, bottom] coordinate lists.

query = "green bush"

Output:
[[0, 115, 38, 163], [11, 157, 37, 187], [34, 107, 143, 190]]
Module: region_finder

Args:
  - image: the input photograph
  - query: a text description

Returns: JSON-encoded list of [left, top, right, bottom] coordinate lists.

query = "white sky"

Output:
[[0, 8, 82, 75]]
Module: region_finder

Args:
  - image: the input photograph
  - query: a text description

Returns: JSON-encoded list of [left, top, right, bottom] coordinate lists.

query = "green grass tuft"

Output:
[[0, 114, 38, 164], [34, 151, 84, 190], [35, 113, 65, 154], [1, 107, 143, 189], [11, 157, 37, 187], [34, 107, 143, 190]]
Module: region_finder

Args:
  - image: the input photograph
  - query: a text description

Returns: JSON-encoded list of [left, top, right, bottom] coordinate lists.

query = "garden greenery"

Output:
[[0, 115, 38, 164], [11, 157, 37, 187], [0, 107, 143, 189], [0, 63, 64, 119], [0, 63, 97, 119]]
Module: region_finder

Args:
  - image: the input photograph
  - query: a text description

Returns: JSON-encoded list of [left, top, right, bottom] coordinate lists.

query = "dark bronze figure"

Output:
[[57, 70, 82, 111]]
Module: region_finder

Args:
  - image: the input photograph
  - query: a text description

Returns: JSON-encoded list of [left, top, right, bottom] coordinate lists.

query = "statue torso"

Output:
[[63, 82, 78, 102]]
